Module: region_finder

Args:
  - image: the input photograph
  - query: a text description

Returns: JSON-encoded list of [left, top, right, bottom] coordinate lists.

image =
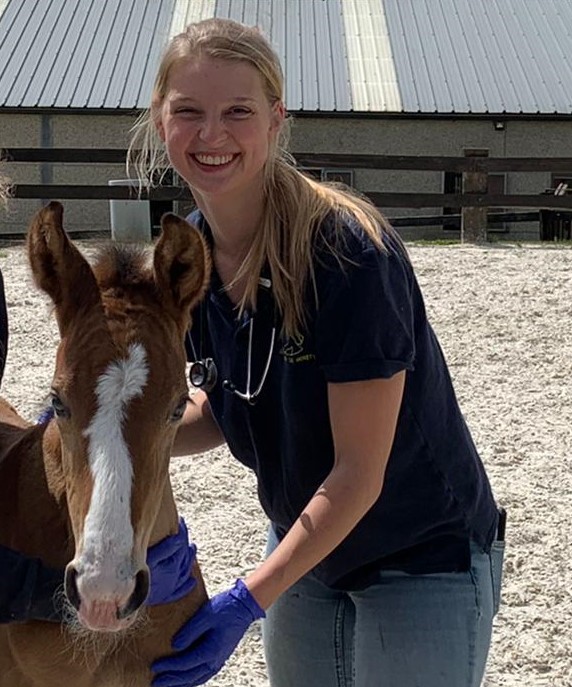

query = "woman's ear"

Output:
[[270, 101, 286, 135], [155, 119, 166, 142], [152, 105, 166, 142]]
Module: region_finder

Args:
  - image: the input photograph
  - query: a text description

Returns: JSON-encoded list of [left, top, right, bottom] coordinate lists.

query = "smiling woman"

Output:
[[128, 17, 504, 687], [155, 57, 283, 211]]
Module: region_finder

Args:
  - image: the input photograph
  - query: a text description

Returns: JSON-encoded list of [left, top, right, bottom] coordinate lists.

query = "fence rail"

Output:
[[6, 148, 572, 173], [10, 184, 572, 211], [4, 148, 572, 240]]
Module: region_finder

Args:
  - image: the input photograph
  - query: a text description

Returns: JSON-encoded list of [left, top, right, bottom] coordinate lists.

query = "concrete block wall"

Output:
[[2, 111, 571, 241]]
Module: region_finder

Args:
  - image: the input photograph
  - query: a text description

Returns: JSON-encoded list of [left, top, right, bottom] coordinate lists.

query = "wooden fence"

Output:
[[5, 147, 572, 241]]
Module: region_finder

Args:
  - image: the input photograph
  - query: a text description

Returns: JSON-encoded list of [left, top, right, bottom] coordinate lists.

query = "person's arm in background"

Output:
[[0, 525, 202, 624], [171, 390, 225, 457], [0, 545, 63, 623]]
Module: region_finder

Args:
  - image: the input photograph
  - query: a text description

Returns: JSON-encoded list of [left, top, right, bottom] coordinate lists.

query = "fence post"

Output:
[[462, 148, 489, 243]]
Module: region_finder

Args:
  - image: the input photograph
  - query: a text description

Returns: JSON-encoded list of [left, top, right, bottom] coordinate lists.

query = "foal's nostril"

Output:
[[64, 565, 81, 611], [116, 568, 149, 620]]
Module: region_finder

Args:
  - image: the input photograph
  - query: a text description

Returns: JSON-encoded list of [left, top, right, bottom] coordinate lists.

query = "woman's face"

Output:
[[157, 57, 284, 204]]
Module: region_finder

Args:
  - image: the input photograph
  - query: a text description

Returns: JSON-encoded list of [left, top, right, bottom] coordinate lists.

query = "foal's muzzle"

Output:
[[64, 564, 150, 620]]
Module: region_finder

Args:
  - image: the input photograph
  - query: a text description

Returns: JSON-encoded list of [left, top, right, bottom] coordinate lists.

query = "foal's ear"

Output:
[[27, 202, 100, 334], [153, 214, 211, 328]]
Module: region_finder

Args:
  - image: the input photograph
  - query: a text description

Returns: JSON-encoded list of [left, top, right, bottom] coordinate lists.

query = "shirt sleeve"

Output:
[[0, 545, 64, 623], [314, 237, 416, 383]]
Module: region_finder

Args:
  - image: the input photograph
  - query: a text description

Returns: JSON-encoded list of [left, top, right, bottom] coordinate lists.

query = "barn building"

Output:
[[1, 0, 571, 239]]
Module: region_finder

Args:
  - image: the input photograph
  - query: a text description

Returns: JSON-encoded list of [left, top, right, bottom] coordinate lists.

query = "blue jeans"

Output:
[[263, 527, 504, 687]]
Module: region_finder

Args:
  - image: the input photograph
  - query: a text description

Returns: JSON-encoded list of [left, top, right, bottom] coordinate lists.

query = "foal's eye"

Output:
[[170, 398, 188, 423], [50, 392, 69, 418]]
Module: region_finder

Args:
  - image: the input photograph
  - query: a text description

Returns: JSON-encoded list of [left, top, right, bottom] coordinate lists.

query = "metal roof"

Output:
[[0, 0, 571, 114]]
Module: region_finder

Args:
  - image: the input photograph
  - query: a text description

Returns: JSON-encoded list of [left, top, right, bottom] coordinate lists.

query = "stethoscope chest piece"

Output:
[[189, 357, 218, 392]]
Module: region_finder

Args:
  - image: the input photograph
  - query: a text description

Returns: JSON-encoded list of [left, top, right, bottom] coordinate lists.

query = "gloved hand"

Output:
[[151, 579, 265, 687], [146, 518, 197, 606]]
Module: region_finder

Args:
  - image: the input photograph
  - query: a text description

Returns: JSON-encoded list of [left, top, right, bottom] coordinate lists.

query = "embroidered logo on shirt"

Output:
[[279, 334, 316, 364]]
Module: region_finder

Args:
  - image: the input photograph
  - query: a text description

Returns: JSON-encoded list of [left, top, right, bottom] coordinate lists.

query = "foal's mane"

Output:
[[91, 243, 154, 291]]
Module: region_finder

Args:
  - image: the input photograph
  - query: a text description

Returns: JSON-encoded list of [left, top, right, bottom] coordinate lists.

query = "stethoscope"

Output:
[[187, 278, 276, 405]]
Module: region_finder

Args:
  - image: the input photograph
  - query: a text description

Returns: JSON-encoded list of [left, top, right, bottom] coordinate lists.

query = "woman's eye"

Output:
[[50, 392, 69, 418], [175, 108, 200, 116], [228, 107, 251, 117]]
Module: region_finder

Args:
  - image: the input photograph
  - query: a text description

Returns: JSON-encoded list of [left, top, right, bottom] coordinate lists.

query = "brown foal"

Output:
[[0, 203, 210, 686]]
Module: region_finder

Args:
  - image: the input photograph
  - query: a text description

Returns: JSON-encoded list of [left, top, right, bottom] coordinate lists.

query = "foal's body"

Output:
[[0, 204, 210, 686]]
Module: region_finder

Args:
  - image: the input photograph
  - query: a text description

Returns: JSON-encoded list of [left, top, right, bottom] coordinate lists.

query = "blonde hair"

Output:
[[129, 18, 396, 338]]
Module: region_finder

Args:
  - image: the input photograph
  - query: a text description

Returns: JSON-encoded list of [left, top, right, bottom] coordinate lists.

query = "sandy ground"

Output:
[[0, 238, 570, 687]]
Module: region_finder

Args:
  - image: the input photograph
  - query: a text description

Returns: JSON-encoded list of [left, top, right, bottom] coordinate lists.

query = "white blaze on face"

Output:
[[78, 342, 148, 596]]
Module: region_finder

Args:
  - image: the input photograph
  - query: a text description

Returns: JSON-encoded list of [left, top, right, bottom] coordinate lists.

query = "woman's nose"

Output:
[[198, 115, 227, 145]]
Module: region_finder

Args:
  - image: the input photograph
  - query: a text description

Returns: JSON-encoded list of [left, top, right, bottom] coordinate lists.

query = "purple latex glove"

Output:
[[146, 518, 197, 606], [151, 579, 265, 687]]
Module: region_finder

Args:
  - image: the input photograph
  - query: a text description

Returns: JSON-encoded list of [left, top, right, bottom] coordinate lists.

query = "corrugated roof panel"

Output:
[[169, 0, 215, 36], [300, 0, 318, 110], [313, 0, 340, 111], [114, 1, 166, 109], [0, 0, 26, 103], [239, 0, 260, 27], [49, 0, 105, 107], [384, 0, 572, 114], [455, 0, 506, 112], [284, 1, 302, 110], [509, 2, 560, 112], [269, 0, 287, 77], [86, 0, 139, 108], [485, 1, 541, 112], [418, 0, 466, 112], [139, 2, 178, 107], [493, 0, 568, 113], [66, 0, 118, 108], [13, 0, 67, 107], [434, 0, 486, 112], [530, 2, 572, 111], [0, 0, 46, 106], [385, 0, 434, 112], [2, 0, 572, 114], [324, 0, 352, 112], [341, 0, 365, 108], [342, 0, 402, 112], [408, 1, 447, 111], [26, 1, 88, 107]]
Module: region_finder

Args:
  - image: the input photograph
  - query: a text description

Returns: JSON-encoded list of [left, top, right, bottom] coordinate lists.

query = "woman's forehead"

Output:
[[166, 57, 266, 100]]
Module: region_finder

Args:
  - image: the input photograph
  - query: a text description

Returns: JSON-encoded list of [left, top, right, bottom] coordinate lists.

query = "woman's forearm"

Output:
[[243, 462, 384, 610], [244, 374, 405, 610]]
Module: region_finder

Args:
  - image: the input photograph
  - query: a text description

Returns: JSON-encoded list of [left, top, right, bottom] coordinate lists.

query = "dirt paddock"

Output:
[[1, 239, 570, 687]]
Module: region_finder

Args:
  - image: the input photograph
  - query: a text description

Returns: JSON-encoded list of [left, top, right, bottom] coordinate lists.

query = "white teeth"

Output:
[[194, 153, 234, 166]]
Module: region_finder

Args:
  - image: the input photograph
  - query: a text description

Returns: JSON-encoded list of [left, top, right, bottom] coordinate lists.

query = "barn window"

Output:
[[323, 169, 354, 187], [300, 168, 355, 187]]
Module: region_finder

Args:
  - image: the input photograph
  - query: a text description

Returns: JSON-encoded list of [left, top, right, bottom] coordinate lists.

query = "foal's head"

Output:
[[27, 202, 209, 632]]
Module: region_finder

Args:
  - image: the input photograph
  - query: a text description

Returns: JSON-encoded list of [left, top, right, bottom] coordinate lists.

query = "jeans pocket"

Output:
[[490, 540, 505, 615]]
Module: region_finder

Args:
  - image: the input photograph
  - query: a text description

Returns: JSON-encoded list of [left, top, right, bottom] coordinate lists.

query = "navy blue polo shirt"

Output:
[[186, 210, 499, 590]]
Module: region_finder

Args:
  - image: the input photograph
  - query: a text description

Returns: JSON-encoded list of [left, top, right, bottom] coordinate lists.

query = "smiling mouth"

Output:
[[192, 153, 237, 167]]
